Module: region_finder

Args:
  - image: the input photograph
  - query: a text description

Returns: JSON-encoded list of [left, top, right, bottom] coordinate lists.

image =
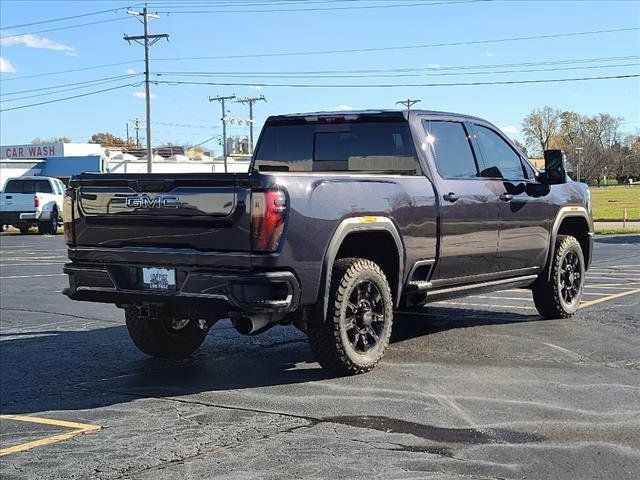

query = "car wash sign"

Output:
[[2, 143, 61, 159]]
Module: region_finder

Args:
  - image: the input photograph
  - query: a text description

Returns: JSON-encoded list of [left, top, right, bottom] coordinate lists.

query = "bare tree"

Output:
[[521, 106, 562, 156]]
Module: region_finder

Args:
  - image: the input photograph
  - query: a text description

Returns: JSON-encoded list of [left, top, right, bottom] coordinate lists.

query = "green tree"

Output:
[[512, 139, 529, 157]]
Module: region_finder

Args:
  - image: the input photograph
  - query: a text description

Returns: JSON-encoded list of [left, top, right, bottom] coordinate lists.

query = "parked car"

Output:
[[0, 176, 64, 235], [62, 110, 593, 374]]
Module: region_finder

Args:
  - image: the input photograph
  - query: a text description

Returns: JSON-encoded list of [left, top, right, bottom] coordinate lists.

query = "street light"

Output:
[[574, 147, 583, 182]]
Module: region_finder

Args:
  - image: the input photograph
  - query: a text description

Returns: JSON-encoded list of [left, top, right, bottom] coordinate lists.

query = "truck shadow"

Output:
[[0, 307, 541, 415]]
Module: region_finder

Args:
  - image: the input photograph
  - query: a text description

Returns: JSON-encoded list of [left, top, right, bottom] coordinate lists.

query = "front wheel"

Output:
[[307, 257, 393, 375], [532, 235, 585, 319], [125, 307, 208, 358]]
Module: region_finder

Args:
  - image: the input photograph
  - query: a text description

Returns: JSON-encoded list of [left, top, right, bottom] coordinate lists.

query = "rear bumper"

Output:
[[0, 211, 42, 224], [62, 263, 300, 313]]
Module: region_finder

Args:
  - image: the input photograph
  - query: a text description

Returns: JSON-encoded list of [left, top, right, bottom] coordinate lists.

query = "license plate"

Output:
[[142, 267, 176, 290]]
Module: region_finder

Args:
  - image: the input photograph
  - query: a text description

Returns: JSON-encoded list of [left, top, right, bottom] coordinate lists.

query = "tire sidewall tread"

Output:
[[308, 257, 393, 375]]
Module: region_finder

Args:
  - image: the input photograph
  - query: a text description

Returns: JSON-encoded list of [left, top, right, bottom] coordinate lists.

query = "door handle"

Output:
[[443, 192, 459, 202], [499, 193, 513, 202]]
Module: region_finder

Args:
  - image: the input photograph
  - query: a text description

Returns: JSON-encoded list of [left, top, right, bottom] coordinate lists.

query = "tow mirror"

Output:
[[541, 149, 567, 185]]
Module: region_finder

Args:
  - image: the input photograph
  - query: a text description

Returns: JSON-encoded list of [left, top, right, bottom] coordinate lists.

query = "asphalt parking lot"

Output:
[[0, 233, 638, 479]]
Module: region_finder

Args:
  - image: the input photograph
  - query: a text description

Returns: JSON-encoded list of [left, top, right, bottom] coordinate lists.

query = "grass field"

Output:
[[591, 186, 640, 221]]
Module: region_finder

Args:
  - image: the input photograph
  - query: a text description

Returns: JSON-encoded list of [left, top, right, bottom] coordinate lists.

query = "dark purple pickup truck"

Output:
[[62, 110, 592, 374]]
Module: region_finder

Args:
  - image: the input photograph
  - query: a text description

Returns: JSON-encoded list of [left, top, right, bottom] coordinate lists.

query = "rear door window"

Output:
[[254, 121, 420, 174], [422, 120, 479, 178]]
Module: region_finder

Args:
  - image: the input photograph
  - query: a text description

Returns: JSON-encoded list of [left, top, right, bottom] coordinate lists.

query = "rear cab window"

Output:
[[3, 179, 53, 194], [253, 117, 421, 175]]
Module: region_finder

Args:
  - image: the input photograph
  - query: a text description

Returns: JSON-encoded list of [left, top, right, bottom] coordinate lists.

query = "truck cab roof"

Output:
[[265, 109, 487, 124]]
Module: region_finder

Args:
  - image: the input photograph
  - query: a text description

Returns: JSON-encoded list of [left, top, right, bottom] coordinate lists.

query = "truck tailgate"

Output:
[[0, 193, 36, 213], [70, 173, 251, 253]]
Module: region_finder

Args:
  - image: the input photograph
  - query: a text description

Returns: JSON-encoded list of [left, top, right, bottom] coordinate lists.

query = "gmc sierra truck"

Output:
[[62, 110, 593, 374]]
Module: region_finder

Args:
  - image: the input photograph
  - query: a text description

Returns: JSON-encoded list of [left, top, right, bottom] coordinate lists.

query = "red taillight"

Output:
[[34, 195, 40, 208], [251, 190, 286, 252]]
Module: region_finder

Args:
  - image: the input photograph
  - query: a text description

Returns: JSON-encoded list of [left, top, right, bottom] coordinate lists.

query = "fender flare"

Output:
[[319, 216, 405, 320], [544, 206, 593, 281]]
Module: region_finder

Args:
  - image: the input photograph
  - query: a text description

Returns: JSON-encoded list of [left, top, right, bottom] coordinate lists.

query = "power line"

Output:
[[1, 73, 141, 97], [154, 55, 640, 75], [153, 0, 490, 13], [0, 61, 140, 82], [0, 17, 129, 40], [0, 6, 133, 30], [154, 26, 640, 61], [155, 62, 640, 79], [0, 83, 141, 113], [153, 73, 640, 88], [1, 75, 141, 103]]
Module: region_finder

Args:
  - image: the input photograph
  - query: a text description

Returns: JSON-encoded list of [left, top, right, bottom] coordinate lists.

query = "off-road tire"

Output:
[[125, 307, 207, 359], [532, 235, 585, 319], [19, 226, 30, 235], [307, 257, 393, 375]]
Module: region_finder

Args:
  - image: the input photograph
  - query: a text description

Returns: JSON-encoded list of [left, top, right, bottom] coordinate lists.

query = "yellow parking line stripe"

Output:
[[579, 288, 640, 309], [0, 415, 100, 456]]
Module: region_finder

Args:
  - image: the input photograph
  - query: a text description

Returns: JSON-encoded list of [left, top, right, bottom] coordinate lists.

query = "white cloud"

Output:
[[125, 68, 137, 75], [249, 85, 263, 90], [482, 52, 495, 57], [1, 33, 75, 55], [427, 63, 441, 69], [336, 104, 353, 111], [133, 91, 157, 100], [500, 125, 518, 135], [0, 57, 16, 73]]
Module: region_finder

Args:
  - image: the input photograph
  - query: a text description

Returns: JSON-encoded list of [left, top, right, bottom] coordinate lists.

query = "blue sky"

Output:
[[1, 0, 639, 154]]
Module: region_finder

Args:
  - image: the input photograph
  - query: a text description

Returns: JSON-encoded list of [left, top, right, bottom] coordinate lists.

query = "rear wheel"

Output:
[[307, 257, 393, 375], [125, 307, 208, 359], [38, 208, 58, 235], [532, 235, 585, 319]]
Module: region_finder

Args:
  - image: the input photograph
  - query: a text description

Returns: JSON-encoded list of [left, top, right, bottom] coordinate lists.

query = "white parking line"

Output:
[[0, 263, 65, 267], [440, 301, 536, 311], [0, 273, 66, 279]]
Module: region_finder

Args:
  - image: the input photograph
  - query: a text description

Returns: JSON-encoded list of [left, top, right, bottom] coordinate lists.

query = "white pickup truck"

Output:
[[0, 176, 64, 234]]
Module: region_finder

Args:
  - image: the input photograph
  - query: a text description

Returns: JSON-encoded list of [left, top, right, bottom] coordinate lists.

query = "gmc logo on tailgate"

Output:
[[126, 194, 180, 208]]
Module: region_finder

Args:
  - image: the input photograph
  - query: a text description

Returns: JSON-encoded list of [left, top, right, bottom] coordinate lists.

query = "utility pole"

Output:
[[130, 118, 141, 149], [124, 7, 168, 173], [396, 99, 421, 112], [237, 95, 266, 154], [126, 122, 130, 146], [209, 94, 236, 172], [575, 147, 583, 182]]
